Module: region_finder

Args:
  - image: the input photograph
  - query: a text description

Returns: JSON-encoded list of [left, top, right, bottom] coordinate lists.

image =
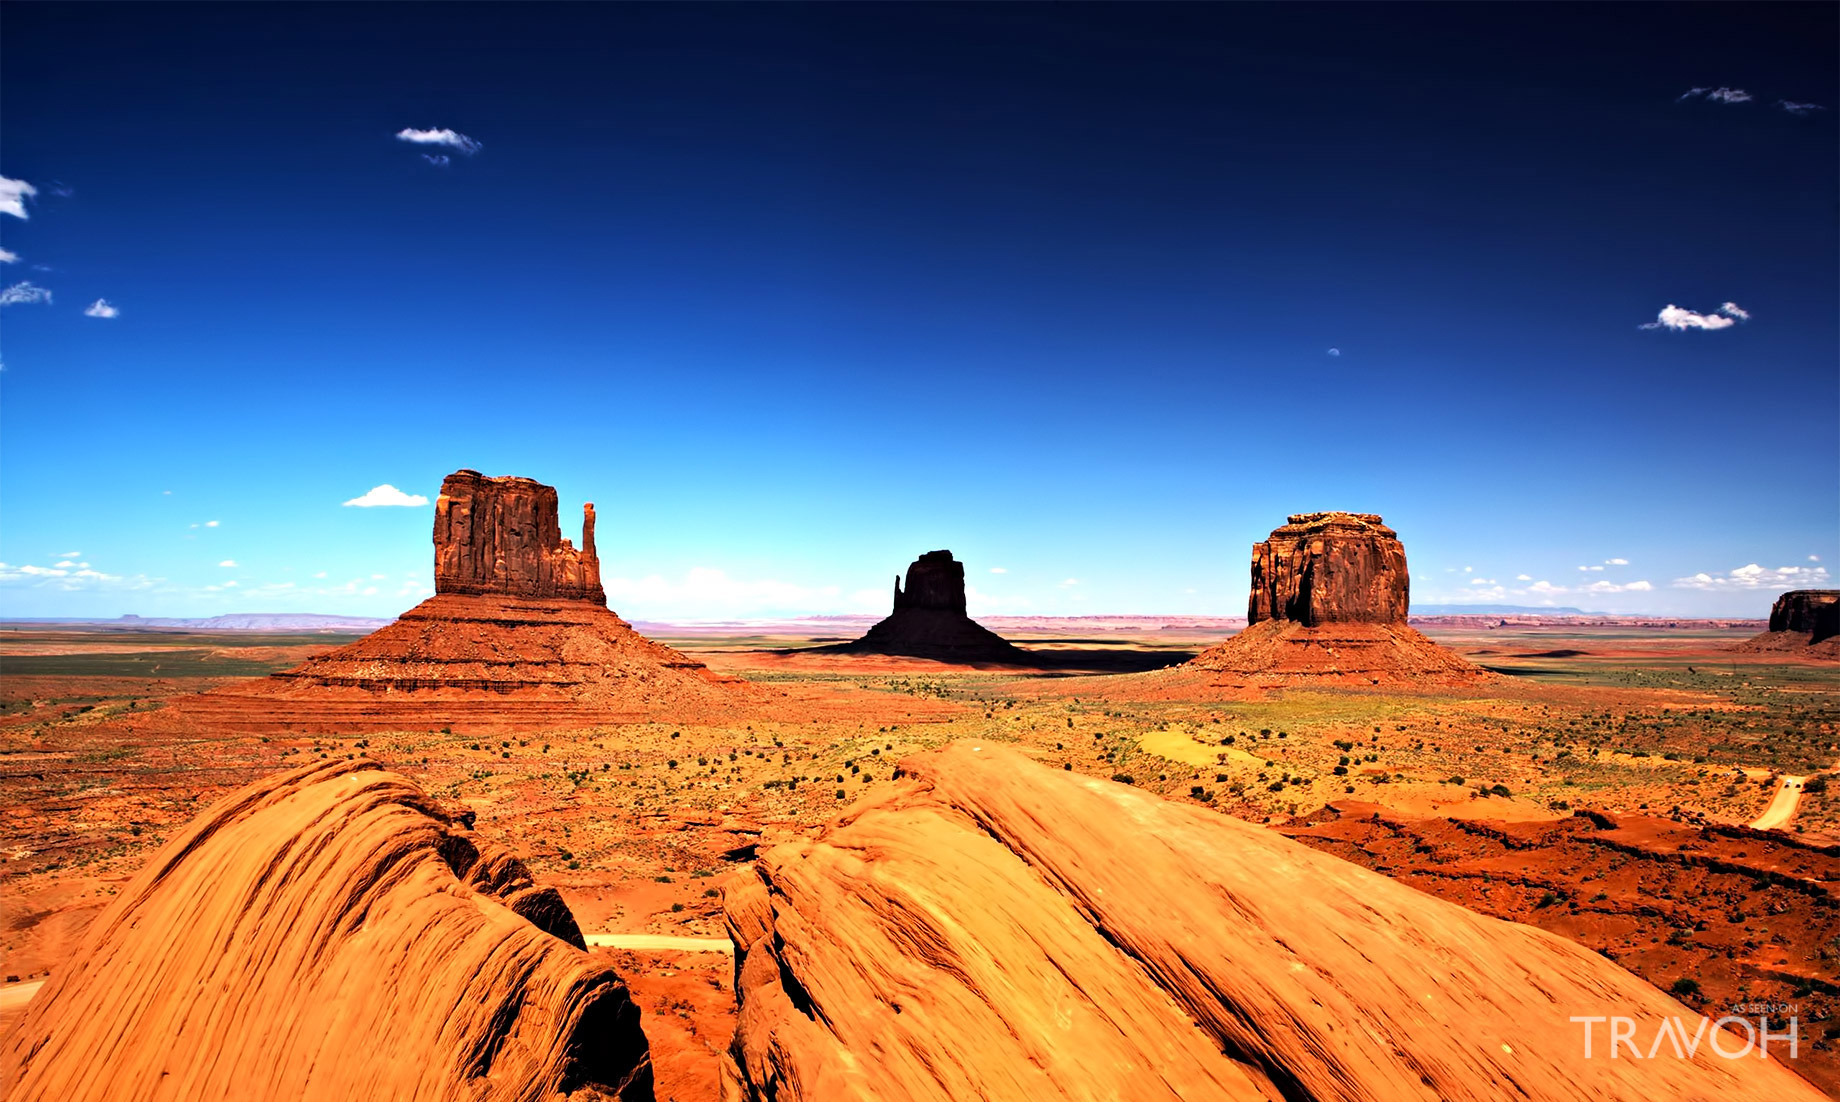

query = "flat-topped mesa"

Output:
[[1733, 589, 1840, 658], [892, 550, 968, 614], [1769, 589, 1840, 641], [1250, 511, 1409, 626], [434, 470, 604, 603]]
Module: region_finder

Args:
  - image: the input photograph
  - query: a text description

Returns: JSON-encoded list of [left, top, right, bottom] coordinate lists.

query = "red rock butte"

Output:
[[1733, 589, 1840, 659], [0, 758, 653, 1101], [842, 550, 1024, 663], [183, 470, 751, 731], [722, 742, 1819, 1102], [1190, 511, 1484, 684]]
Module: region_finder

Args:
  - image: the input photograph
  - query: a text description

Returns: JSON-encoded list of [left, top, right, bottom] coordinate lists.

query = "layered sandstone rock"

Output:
[[723, 742, 1823, 1102], [1770, 589, 1840, 638], [0, 758, 653, 1102], [1733, 589, 1840, 658], [204, 471, 750, 728], [1248, 512, 1408, 625], [435, 470, 604, 602], [1191, 511, 1483, 684], [844, 551, 1024, 663]]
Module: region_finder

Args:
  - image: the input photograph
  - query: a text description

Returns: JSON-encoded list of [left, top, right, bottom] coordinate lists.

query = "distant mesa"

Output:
[[188, 469, 752, 730], [723, 741, 1816, 1102], [1189, 511, 1485, 684], [841, 550, 1025, 663], [1732, 589, 1840, 659], [0, 758, 653, 1101]]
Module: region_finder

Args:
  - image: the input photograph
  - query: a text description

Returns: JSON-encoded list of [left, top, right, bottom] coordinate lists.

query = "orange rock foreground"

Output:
[[0, 759, 652, 1102], [723, 742, 1823, 1101], [4, 745, 1825, 1101]]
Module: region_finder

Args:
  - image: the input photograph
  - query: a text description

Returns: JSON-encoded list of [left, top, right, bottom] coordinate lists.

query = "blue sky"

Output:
[[1, 3, 1834, 620]]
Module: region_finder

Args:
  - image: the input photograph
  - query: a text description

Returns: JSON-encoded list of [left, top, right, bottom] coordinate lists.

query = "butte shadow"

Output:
[[793, 551, 1181, 672], [1162, 511, 1487, 690], [810, 550, 1029, 665], [178, 469, 761, 732]]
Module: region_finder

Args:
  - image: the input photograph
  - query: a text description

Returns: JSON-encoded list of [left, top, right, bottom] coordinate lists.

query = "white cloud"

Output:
[[1672, 563, 1832, 591], [0, 248, 17, 264], [1578, 564, 1604, 572], [1463, 566, 1473, 573], [83, 298, 119, 319], [0, 557, 153, 592], [1605, 557, 1629, 566], [0, 177, 36, 219], [1515, 573, 1532, 581], [1812, 555, 1822, 562], [988, 566, 1008, 574], [395, 128, 482, 155], [1718, 302, 1749, 321], [60, 550, 80, 557], [343, 484, 430, 508], [1779, 100, 1826, 116], [1641, 304, 1741, 331], [1528, 580, 1568, 594], [1582, 579, 1654, 594], [0, 281, 51, 307], [313, 570, 328, 578], [1680, 87, 1752, 104], [1468, 577, 1496, 585], [219, 559, 238, 568], [1059, 578, 1080, 587], [205, 520, 220, 528], [1326, 347, 1341, 357]]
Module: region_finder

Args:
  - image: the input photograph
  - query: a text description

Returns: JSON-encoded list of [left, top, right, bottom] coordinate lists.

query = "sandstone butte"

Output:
[[185, 470, 752, 730], [1188, 511, 1485, 684], [722, 741, 1825, 1102], [1733, 589, 1840, 659], [0, 757, 653, 1102], [841, 550, 1025, 663]]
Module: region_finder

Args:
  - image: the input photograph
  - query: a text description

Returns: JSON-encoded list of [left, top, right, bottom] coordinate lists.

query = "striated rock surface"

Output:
[[0, 758, 653, 1102], [722, 742, 1824, 1102], [436, 469, 605, 602], [1734, 590, 1840, 658], [1192, 511, 1483, 684], [202, 470, 752, 728], [843, 551, 1024, 663], [1249, 512, 1408, 626]]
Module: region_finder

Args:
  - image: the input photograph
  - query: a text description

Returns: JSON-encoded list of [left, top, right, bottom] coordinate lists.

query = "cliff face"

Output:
[[1249, 512, 1408, 626], [434, 470, 604, 603], [1768, 589, 1840, 642], [0, 758, 653, 1102], [893, 550, 968, 614], [1189, 511, 1481, 684]]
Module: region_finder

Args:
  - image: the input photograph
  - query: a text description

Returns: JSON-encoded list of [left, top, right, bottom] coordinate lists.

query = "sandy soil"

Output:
[[3, 619, 1837, 1096]]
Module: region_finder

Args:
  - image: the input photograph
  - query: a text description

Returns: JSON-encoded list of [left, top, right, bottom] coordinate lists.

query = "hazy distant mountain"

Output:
[[1410, 604, 1595, 616], [0, 613, 396, 632]]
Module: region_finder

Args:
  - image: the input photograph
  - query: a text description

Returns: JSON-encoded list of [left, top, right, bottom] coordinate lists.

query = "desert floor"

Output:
[[2, 619, 1836, 1099]]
